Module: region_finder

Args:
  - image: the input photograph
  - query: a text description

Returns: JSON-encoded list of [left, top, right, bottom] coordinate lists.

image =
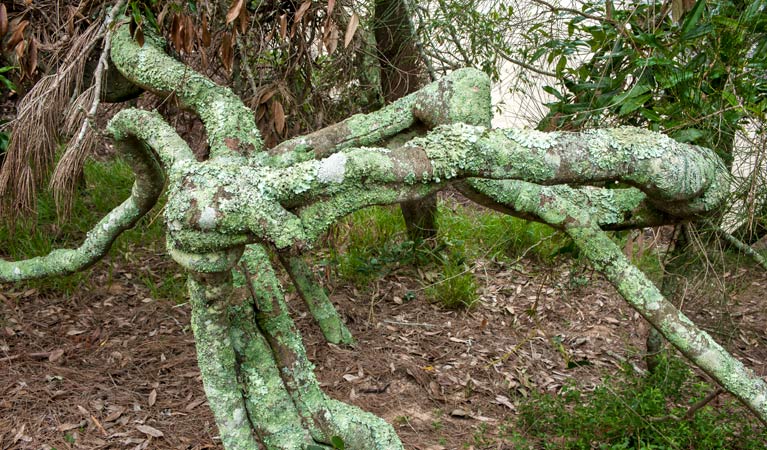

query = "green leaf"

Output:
[[612, 84, 651, 105], [0, 74, 16, 92], [130, 2, 143, 29], [331, 436, 346, 449], [618, 94, 652, 116], [143, 5, 158, 31], [556, 56, 567, 76], [542, 85, 566, 101], [722, 91, 739, 108], [671, 128, 704, 143], [680, 0, 706, 40], [640, 108, 662, 122]]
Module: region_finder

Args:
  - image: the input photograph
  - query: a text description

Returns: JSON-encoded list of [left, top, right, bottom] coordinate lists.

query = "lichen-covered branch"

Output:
[[187, 270, 262, 450], [459, 179, 671, 231], [108, 109, 195, 169], [475, 181, 767, 423], [277, 253, 355, 345], [156, 124, 728, 257], [268, 67, 492, 167], [228, 270, 318, 448], [0, 114, 166, 282], [110, 26, 263, 160], [240, 245, 404, 449]]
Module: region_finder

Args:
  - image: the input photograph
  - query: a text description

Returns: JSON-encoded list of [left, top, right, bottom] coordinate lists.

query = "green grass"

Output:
[[0, 157, 167, 296], [468, 356, 767, 449], [425, 247, 479, 309], [436, 202, 571, 263]]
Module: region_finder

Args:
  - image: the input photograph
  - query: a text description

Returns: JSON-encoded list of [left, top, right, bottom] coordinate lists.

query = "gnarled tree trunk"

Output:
[[2, 24, 766, 450]]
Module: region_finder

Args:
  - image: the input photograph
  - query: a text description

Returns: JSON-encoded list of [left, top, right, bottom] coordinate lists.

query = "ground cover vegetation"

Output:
[[0, 0, 766, 448]]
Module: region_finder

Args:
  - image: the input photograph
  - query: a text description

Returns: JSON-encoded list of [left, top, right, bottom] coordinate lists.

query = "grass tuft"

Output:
[[472, 355, 767, 449]]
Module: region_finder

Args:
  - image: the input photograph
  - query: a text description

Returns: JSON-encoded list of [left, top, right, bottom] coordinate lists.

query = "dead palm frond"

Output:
[[0, 16, 102, 221]]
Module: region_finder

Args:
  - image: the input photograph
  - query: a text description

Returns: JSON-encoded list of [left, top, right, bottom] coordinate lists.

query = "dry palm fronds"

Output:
[[0, 17, 102, 221]]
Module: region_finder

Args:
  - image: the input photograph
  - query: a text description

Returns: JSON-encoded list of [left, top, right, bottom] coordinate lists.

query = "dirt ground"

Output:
[[2, 241, 767, 449]]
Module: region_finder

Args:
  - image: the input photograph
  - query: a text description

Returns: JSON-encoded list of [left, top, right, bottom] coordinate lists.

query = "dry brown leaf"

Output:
[[183, 15, 194, 54], [104, 406, 124, 422], [259, 87, 277, 105], [238, 3, 248, 34], [185, 397, 206, 411], [279, 13, 287, 40], [256, 104, 266, 121], [294, 1, 312, 24], [0, 4, 7, 39], [48, 348, 64, 362], [272, 100, 285, 135], [327, 0, 336, 17], [156, 2, 170, 28], [25, 37, 37, 76], [226, 0, 244, 25], [6, 20, 28, 51], [135, 26, 145, 47], [201, 15, 211, 47], [324, 21, 338, 54], [58, 422, 84, 432], [344, 12, 359, 48], [170, 14, 182, 51], [148, 389, 157, 407], [220, 32, 234, 73], [136, 424, 164, 438]]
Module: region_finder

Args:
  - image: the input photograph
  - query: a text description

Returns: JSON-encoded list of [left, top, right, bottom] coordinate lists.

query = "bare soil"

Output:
[[2, 244, 766, 449]]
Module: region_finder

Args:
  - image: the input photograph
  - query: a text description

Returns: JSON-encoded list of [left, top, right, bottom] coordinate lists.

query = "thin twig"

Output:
[[717, 228, 767, 271], [498, 51, 557, 78]]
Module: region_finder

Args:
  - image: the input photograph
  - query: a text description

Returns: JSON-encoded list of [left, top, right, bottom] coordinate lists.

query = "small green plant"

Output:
[[425, 247, 479, 309], [514, 356, 767, 449], [328, 202, 574, 290], [326, 205, 411, 286], [0, 65, 17, 92]]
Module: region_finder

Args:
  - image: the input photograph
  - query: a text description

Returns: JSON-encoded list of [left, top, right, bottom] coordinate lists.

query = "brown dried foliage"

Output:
[[0, 19, 102, 221]]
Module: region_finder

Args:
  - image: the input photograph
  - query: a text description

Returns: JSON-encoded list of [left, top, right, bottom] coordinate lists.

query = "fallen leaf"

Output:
[[148, 389, 157, 407], [104, 406, 124, 422], [48, 348, 64, 362], [185, 397, 206, 411], [136, 424, 164, 438], [450, 408, 469, 418], [58, 422, 84, 432]]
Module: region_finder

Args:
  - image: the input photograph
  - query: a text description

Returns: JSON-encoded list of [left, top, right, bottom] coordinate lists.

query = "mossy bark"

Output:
[[277, 253, 355, 346], [241, 245, 404, 449], [188, 271, 262, 450]]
